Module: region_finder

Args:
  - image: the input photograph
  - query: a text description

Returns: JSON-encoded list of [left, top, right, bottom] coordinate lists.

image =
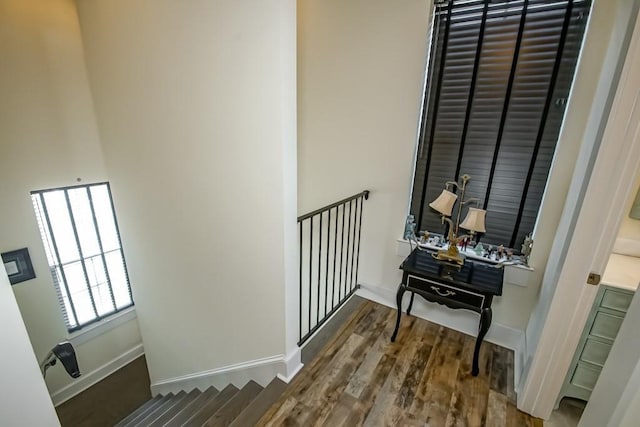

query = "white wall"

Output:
[[76, 0, 297, 385], [0, 265, 59, 426], [523, 0, 638, 383], [297, 0, 620, 331], [608, 358, 640, 427], [517, 1, 640, 417], [297, 0, 432, 309], [613, 172, 640, 255], [0, 0, 142, 402]]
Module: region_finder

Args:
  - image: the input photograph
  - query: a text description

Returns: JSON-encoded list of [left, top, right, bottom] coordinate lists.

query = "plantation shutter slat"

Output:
[[411, 0, 590, 249]]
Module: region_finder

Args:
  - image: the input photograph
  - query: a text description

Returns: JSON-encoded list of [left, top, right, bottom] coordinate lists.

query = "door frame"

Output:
[[518, 6, 640, 419]]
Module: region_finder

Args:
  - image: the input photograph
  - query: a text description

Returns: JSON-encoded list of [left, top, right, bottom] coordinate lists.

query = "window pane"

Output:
[[32, 196, 58, 267], [63, 261, 95, 326], [70, 290, 96, 326], [106, 250, 132, 309], [63, 261, 89, 295], [61, 295, 78, 329], [52, 266, 78, 328], [68, 188, 101, 258], [90, 185, 121, 252], [43, 191, 80, 264], [93, 283, 116, 317], [85, 255, 115, 315]]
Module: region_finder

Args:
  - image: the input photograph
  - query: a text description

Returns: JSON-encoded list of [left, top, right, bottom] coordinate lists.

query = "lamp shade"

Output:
[[429, 190, 458, 216], [459, 207, 486, 233]]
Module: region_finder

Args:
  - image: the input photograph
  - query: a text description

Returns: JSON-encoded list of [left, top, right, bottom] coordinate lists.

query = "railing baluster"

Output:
[[325, 209, 330, 318], [299, 220, 303, 342], [355, 195, 365, 290], [309, 218, 313, 334], [332, 206, 338, 312], [345, 200, 352, 298], [297, 190, 369, 346], [340, 202, 346, 301], [349, 198, 359, 292], [317, 212, 322, 327]]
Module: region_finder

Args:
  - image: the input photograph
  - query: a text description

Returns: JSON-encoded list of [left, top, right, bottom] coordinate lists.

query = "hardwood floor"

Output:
[[56, 355, 151, 426], [258, 300, 542, 426]]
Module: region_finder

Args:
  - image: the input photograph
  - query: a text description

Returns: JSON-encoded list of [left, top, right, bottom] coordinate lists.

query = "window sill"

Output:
[[395, 238, 534, 287], [69, 307, 137, 347]]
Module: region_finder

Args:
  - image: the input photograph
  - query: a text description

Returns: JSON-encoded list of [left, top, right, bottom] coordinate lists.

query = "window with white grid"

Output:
[[31, 182, 133, 332]]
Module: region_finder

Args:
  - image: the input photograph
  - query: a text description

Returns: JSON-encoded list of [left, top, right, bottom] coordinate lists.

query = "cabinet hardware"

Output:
[[587, 272, 601, 286], [430, 285, 456, 297]]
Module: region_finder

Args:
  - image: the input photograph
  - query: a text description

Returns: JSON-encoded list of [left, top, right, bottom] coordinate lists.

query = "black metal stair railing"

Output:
[[297, 190, 369, 346]]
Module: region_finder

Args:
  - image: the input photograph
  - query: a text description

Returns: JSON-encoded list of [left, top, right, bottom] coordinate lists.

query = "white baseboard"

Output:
[[51, 343, 144, 406], [277, 347, 303, 383], [151, 348, 303, 396], [357, 283, 525, 390]]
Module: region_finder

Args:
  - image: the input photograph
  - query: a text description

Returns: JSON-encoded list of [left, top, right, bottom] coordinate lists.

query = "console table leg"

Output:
[[391, 285, 405, 342], [407, 292, 415, 315], [472, 307, 492, 376]]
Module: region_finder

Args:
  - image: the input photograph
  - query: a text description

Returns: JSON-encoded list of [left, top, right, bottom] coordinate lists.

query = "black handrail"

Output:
[[297, 190, 370, 346], [297, 190, 369, 222]]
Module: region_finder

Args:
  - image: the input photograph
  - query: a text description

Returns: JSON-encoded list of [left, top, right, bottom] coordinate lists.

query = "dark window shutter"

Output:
[[411, 0, 590, 249]]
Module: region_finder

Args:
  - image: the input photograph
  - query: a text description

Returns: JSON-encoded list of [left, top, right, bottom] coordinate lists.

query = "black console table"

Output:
[[390, 248, 504, 376]]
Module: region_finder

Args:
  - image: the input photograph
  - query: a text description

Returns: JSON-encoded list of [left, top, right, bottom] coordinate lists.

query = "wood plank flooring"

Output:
[[258, 300, 542, 426], [56, 355, 151, 427]]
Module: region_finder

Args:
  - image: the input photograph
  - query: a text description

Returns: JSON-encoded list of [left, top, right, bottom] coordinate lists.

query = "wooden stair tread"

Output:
[[165, 387, 218, 426], [182, 384, 238, 425], [203, 381, 263, 426], [148, 388, 199, 426], [133, 391, 183, 426], [116, 377, 287, 426], [115, 395, 164, 426], [121, 393, 174, 426], [229, 378, 287, 427]]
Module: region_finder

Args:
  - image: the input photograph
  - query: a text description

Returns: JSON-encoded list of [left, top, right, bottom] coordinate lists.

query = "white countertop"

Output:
[[603, 253, 640, 291]]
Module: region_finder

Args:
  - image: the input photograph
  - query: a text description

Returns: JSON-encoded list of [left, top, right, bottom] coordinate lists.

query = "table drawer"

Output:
[[571, 362, 601, 392], [589, 311, 624, 341], [407, 275, 485, 309], [580, 338, 612, 367], [601, 288, 633, 313]]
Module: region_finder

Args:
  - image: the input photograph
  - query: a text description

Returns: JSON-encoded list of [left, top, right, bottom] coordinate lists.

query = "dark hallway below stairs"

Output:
[[56, 355, 151, 426]]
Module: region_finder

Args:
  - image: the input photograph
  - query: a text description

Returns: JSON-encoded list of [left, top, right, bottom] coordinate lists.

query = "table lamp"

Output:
[[429, 174, 487, 265]]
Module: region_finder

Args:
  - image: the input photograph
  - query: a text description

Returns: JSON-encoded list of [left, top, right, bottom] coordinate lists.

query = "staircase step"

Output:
[[115, 395, 164, 426], [120, 393, 174, 426], [148, 388, 199, 426], [229, 378, 287, 427], [133, 392, 182, 426], [202, 381, 263, 426], [165, 387, 218, 426], [182, 384, 239, 426]]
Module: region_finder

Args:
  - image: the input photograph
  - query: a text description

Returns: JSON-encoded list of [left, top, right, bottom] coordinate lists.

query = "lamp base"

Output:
[[433, 244, 465, 265]]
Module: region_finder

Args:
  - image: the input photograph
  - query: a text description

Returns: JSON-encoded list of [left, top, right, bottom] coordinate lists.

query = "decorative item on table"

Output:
[[521, 233, 533, 265], [404, 214, 417, 240], [428, 174, 487, 265], [403, 214, 431, 251]]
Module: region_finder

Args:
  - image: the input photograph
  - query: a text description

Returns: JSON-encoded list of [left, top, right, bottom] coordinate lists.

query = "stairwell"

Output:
[[116, 378, 286, 427], [112, 296, 364, 427]]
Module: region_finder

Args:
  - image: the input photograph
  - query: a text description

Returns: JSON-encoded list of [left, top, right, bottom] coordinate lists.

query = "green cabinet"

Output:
[[557, 286, 634, 406]]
